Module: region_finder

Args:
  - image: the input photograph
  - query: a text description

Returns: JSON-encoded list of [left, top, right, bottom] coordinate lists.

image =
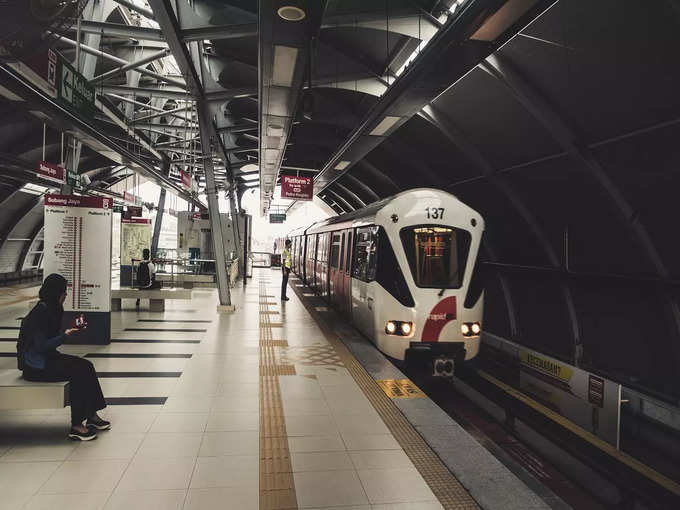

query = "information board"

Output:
[[43, 194, 112, 344]]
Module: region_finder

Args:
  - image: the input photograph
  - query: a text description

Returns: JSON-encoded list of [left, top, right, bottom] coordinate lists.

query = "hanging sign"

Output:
[[181, 169, 192, 190], [269, 213, 286, 223], [123, 191, 135, 204], [37, 161, 65, 184], [57, 55, 95, 118], [281, 175, 313, 200], [43, 194, 113, 344], [66, 170, 81, 189]]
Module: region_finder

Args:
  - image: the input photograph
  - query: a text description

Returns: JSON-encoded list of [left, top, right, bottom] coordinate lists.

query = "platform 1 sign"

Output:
[[43, 195, 113, 344], [37, 161, 65, 185], [281, 175, 313, 201], [269, 213, 286, 223]]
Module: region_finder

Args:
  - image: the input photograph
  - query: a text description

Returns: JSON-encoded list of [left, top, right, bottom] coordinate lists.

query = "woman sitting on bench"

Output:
[[18, 273, 110, 441]]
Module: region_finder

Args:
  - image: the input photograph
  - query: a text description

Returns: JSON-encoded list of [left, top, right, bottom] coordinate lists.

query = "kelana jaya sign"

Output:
[[281, 175, 313, 200]]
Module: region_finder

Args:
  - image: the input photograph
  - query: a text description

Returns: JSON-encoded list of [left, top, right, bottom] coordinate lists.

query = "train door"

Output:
[[342, 229, 353, 313], [305, 234, 316, 287], [351, 226, 378, 337], [329, 232, 342, 308]]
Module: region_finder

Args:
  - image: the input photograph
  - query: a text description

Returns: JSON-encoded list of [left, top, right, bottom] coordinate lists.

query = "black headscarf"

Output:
[[39, 273, 67, 336]]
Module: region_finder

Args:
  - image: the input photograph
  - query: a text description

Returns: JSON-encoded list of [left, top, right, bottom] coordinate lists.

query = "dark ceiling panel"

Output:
[[499, 0, 680, 142], [433, 66, 562, 170]]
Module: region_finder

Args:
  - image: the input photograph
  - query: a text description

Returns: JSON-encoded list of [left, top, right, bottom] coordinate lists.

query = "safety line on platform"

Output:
[[259, 278, 298, 510]]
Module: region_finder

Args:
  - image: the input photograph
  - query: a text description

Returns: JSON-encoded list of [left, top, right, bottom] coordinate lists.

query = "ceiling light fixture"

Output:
[[334, 161, 351, 170], [369, 116, 401, 136], [272, 45, 298, 87], [277, 6, 306, 21]]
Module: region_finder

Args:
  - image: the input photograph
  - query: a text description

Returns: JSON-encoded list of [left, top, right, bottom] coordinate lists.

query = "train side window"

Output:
[[330, 239, 340, 269], [352, 227, 378, 282], [345, 231, 352, 274], [376, 227, 415, 307]]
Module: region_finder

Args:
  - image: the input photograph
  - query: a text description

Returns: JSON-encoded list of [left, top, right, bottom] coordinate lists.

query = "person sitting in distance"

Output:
[[135, 248, 156, 308], [18, 273, 110, 441]]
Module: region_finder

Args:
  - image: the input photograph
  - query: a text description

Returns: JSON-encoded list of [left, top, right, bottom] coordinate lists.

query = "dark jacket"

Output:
[[18, 302, 65, 370]]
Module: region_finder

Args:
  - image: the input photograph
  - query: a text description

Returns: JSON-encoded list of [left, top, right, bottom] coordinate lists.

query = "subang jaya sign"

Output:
[[281, 175, 313, 201]]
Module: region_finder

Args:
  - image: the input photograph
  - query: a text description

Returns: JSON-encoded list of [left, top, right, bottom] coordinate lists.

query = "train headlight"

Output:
[[461, 322, 481, 337], [471, 322, 481, 335], [385, 321, 414, 336], [460, 323, 470, 336]]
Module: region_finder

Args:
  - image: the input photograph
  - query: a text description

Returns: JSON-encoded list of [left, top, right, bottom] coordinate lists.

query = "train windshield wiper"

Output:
[[438, 288, 446, 297]]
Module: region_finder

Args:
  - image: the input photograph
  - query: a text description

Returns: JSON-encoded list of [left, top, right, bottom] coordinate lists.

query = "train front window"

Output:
[[400, 226, 471, 289]]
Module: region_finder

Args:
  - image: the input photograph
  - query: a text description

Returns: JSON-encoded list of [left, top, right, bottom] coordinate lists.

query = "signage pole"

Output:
[[197, 101, 232, 309]]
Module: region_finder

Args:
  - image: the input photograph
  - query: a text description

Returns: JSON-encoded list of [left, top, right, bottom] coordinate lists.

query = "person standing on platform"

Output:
[[18, 273, 110, 441], [281, 239, 292, 301]]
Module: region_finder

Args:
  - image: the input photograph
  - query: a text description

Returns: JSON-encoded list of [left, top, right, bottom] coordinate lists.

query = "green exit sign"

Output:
[[269, 213, 286, 223], [57, 55, 95, 118]]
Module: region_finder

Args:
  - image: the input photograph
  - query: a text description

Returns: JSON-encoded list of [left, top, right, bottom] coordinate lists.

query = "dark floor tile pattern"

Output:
[[124, 328, 207, 332], [105, 397, 168, 405], [96, 371, 182, 378], [111, 339, 200, 344], [86, 353, 193, 359]]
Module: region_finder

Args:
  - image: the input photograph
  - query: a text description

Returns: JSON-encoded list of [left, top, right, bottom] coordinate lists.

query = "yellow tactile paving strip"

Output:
[[259, 279, 298, 510], [292, 285, 480, 510]]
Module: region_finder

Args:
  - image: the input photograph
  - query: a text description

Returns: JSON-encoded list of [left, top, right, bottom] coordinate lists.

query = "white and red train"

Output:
[[287, 188, 485, 376]]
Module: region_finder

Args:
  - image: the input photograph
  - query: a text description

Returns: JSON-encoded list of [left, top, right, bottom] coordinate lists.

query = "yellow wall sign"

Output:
[[377, 379, 426, 399], [520, 350, 573, 382]]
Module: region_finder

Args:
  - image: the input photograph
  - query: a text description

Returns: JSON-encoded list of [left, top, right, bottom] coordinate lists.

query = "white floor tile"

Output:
[[104, 489, 186, 510], [136, 433, 202, 459], [349, 450, 414, 470], [198, 431, 258, 456], [1, 442, 77, 462], [0, 492, 32, 510], [205, 412, 259, 432], [161, 396, 213, 413], [0, 461, 61, 495], [96, 413, 156, 433], [190, 455, 258, 489], [342, 434, 401, 451], [150, 413, 208, 433], [291, 451, 354, 472], [288, 434, 346, 453], [357, 468, 436, 505], [371, 502, 444, 510], [334, 413, 390, 436], [282, 398, 331, 416], [285, 414, 339, 436], [23, 492, 110, 510], [183, 487, 258, 510], [116, 457, 196, 491], [39, 459, 129, 494], [210, 396, 258, 413], [294, 470, 369, 508]]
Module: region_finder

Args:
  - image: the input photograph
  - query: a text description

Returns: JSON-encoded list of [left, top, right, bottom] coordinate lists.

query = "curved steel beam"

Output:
[[343, 173, 381, 203], [356, 159, 401, 194], [326, 188, 355, 213], [334, 182, 366, 209], [480, 53, 680, 362], [421, 104, 582, 362]]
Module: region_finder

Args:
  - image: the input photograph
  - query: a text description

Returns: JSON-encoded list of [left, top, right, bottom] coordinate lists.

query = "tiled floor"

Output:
[[0, 270, 444, 509]]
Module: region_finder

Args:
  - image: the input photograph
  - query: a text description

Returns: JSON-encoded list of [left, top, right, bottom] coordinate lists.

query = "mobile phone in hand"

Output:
[[71, 313, 88, 329]]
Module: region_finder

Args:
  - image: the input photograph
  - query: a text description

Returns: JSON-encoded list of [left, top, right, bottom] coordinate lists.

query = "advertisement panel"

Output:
[[483, 333, 622, 448], [281, 175, 313, 200], [37, 161, 65, 184], [43, 194, 112, 344]]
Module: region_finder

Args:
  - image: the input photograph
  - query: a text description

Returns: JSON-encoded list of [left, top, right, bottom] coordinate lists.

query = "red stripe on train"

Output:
[[421, 296, 457, 342]]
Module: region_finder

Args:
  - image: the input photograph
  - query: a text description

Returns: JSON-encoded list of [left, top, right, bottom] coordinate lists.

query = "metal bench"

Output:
[[0, 369, 69, 410], [111, 288, 192, 312]]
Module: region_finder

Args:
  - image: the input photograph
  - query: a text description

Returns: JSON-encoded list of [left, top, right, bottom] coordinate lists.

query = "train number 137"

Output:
[[425, 207, 445, 219]]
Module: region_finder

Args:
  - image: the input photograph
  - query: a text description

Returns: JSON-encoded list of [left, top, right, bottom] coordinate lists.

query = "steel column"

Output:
[[197, 102, 231, 306]]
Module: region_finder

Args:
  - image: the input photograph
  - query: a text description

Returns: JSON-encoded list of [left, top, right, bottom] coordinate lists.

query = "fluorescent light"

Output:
[[240, 174, 259, 181], [334, 161, 351, 170], [272, 45, 298, 87], [471, 0, 539, 42], [21, 183, 49, 195], [369, 116, 401, 136]]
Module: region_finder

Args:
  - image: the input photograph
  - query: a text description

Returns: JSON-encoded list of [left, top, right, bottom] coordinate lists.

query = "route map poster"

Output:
[[43, 195, 113, 344], [120, 218, 152, 286]]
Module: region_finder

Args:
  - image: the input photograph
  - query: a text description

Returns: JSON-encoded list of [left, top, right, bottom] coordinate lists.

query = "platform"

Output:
[[0, 270, 554, 509]]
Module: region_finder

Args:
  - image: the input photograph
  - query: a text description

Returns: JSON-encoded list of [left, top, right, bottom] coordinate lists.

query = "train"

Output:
[[287, 188, 484, 376]]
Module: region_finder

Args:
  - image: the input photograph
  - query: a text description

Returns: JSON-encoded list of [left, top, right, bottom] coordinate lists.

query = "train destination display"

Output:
[[43, 194, 113, 344]]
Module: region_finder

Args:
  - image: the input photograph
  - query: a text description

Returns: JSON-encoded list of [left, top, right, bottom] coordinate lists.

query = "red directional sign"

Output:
[[281, 175, 313, 201], [37, 161, 65, 184]]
